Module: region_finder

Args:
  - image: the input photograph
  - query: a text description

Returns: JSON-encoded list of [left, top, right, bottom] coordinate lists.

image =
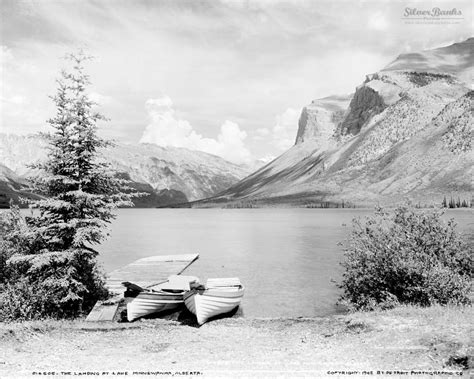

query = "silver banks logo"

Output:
[[403, 7, 462, 17], [402, 7, 464, 25]]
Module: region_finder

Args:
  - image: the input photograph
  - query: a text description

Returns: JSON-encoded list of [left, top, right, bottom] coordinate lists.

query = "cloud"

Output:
[[0, 45, 47, 132], [139, 96, 252, 164], [253, 127, 271, 140], [272, 108, 301, 151], [88, 92, 112, 106], [368, 11, 389, 31], [251, 107, 300, 152], [145, 97, 173, 108], [252, 108, 301, 152], [2, 0, 471, 156], [0, 45, 13, 65]]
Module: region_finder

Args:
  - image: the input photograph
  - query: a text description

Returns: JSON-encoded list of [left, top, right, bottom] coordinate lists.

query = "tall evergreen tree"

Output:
[[2, 51, 137, 319], [28, 51, 134, 252]]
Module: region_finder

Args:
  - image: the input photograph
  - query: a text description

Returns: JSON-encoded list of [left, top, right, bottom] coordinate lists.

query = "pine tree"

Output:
[[28, 51, 134, 251], [449, 197, 455, 208], [2, 51, 137, 319], [442, 196, 447, 208]]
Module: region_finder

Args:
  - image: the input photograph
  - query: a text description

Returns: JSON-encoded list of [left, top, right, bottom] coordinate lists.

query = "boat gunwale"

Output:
[[184, 285, 245, 300], [134, 291, 185, 299]]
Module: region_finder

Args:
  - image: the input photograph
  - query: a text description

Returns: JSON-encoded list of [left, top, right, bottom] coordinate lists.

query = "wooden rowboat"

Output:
[[184, 278, 244, 325], [125, 275, 199, 322], [126, 290, 184, 322]]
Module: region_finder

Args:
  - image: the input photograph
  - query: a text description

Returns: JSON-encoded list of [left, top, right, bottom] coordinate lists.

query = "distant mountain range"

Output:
[[203, 38, 473, 207], [2, 39, 472, 209], [0, 134, 255, 207]]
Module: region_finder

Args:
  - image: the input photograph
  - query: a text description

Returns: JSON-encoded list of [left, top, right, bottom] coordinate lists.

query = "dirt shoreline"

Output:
[[0, 305, 471, 379]]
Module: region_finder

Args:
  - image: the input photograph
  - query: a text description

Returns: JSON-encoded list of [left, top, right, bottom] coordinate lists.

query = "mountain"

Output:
[[295, 94, 352, 147], [0, 163, 42, 207], [205, 38, 474, 207], [382, 38, 473, 84], [0, 134, 253, 207]]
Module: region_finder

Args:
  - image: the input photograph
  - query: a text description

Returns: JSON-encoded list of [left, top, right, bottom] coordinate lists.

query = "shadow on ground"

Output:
[[119, 305, 244, 328]]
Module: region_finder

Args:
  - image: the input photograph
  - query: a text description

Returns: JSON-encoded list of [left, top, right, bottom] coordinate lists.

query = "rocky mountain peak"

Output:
[[210, 39, 473, 207], [294, 38, 473, 147], [337, 86, 386, 136], [294, 95, 351, 147]]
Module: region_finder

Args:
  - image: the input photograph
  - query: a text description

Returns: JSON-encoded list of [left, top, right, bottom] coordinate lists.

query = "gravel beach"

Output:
[[0, 306, 471, 378]]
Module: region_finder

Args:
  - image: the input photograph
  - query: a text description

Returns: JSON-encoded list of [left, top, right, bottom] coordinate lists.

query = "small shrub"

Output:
[[446, 354, 470, 370], [339, 204, 473, 310], [0, 205, 29, 284], [0, 279, 51, 321], [0, 248, 108, 321]]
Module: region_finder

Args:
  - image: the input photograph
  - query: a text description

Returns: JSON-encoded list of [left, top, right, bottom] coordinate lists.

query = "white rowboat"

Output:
[[184, 278, 244, 325], [125, 276, 199, 322], [126, 290, 184, 322]]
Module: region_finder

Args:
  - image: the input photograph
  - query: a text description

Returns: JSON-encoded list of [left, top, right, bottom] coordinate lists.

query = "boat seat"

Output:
[[160, 275, 200, 291], [206, 278, 241, 288]]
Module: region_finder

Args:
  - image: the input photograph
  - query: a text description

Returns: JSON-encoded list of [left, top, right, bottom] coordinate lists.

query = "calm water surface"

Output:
[[98, 208, 473, 317]]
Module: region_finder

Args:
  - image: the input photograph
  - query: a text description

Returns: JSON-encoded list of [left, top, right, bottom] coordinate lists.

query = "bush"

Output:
[[0, 279, 52, 321], [0, 205, 29, 284], [339, 204, 473, 310], [0, 249, 108, 321]]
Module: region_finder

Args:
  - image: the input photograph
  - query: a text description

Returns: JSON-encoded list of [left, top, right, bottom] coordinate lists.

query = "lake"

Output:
[[98, 208, 474, 318]]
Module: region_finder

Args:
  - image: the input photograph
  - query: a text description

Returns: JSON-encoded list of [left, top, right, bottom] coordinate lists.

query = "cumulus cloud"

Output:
[[250, 107, 300, 153], [146, 97, 173, 108], [273, 108, 300, 150], [271, 108, 301, 151], [139, 96, 252, 164]]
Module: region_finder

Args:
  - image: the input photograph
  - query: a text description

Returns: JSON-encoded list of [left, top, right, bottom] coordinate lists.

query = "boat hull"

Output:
[[127, 291, 184, 322], [184, 286, 244, 325]]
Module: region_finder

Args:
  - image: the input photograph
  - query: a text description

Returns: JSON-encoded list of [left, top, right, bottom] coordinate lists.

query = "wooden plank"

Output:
[[85, 297, 122, 322], [105, 253, 199, 295]]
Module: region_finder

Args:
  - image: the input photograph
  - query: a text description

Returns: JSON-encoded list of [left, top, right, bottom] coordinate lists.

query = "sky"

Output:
[[0, 0, 472, 164]]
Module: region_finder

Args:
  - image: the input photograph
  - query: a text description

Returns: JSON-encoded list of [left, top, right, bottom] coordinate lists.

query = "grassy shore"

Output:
[[0, 305, 471, 378]]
